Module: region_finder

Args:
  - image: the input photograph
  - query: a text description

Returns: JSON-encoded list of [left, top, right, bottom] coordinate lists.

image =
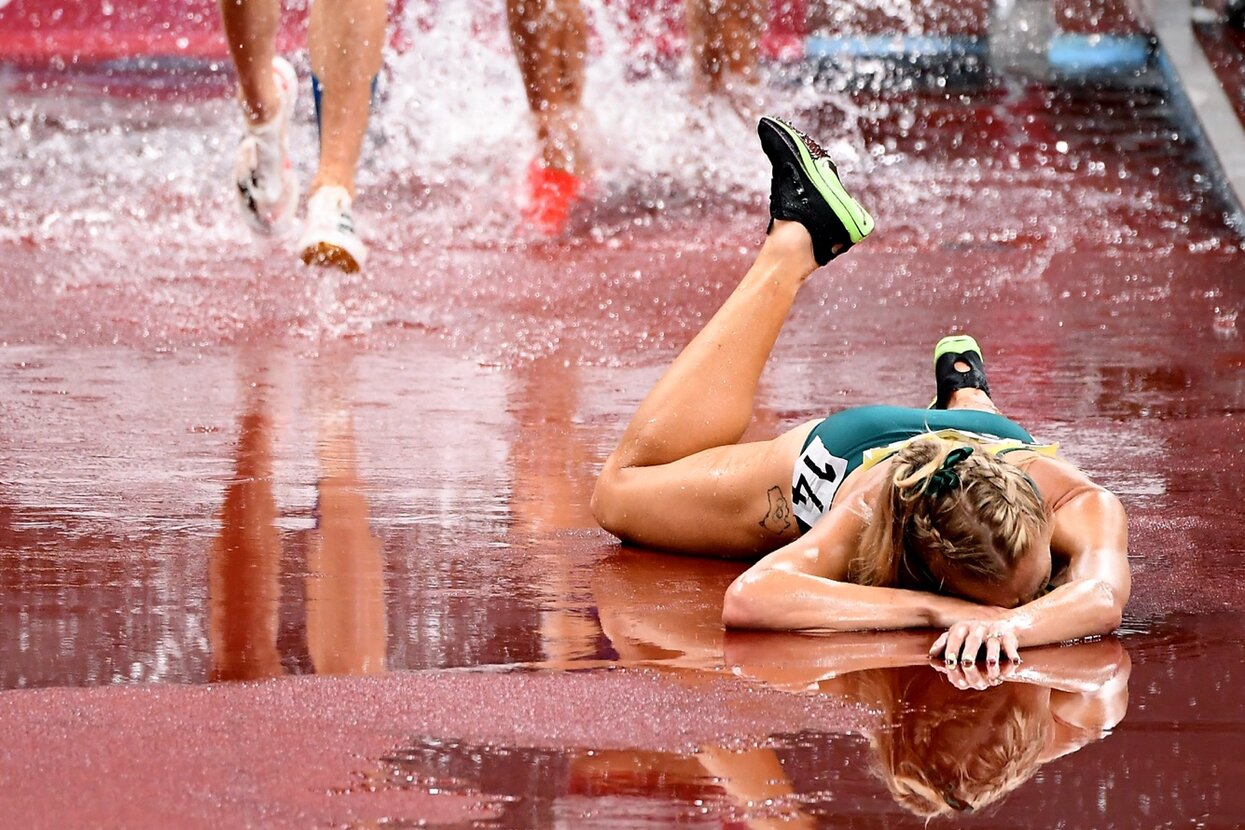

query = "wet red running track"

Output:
[[2, 48, 1245, 829]]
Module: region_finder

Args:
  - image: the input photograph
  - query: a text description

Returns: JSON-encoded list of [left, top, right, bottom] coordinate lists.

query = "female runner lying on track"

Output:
[[590, 116, 1130, 666]]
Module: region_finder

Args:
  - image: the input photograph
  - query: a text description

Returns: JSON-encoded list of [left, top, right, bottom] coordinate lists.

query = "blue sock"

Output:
[[311, 73, 379, 144]]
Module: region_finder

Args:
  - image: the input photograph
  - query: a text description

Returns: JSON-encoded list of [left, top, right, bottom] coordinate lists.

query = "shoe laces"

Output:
[[791, 124, 840, 178], [791, 124, 828, 160]]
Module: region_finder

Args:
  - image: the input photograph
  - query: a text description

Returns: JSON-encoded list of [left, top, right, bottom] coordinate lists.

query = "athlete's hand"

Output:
[[929, 618, 1022, 667], [930, 655, 1021, 690]]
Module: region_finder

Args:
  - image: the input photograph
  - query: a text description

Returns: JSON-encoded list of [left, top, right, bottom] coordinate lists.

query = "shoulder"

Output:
[[1023, 455, 1110, 513]]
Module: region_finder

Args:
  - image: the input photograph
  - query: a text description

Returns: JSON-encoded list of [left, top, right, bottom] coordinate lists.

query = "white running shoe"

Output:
[[233, 56, 299, 234], [299, 185, 366, 272]]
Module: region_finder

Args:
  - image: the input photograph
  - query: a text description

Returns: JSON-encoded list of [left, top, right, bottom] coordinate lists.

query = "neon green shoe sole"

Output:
[[758, 116, 874, 264]]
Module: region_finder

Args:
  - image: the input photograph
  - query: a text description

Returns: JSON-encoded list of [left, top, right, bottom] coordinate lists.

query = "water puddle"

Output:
[[1, 4, 1245, 825], [337, 617, 1245, 828]]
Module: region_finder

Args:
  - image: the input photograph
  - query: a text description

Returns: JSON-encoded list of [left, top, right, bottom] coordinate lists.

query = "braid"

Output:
[[901, 512, 959, 588], [854, 434, 1049, 595]]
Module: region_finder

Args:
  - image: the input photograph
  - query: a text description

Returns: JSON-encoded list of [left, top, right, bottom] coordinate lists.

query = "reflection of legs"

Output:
[[307, 0, 385, 197], [507, 354, 602, 662], [306, 398, 387, 675], [209, 374, 284, 682], [591, 222, 819, 553], [507, 0, 588, 176], [220, 0, 281, 124]]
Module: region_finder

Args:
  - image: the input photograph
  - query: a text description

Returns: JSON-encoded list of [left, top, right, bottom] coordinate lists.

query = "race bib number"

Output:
[[791, 436, 849, 529]]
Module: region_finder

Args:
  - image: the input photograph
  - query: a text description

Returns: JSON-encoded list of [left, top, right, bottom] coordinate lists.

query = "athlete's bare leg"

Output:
[[591, 221, 822, 555], [219, 0, 282, 125], [507, 0, 589, 177], [308, 0, 386, 197], [608, 220, 815, 470], [946, 386, 1001, 414]]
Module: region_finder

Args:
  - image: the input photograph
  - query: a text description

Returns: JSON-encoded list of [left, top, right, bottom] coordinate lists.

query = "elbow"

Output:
[[1085, 579, 1125, 635]]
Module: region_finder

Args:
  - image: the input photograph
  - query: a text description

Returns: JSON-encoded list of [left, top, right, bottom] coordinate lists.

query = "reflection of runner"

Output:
[[564, 552, 1129, 822], [726, 634, 1130, 818], [591, 116, 1130, 664], [505, 0, 765, 236], [306, 379, 387, 675], [220, 0, 385, 271], [208, 373, 283, 682], [208, 358, 386, 680]]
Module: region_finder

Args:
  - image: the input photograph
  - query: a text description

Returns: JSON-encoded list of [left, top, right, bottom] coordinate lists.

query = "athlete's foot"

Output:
[[522, 107, 589, 237], [758, 220, 819, 278], [234, 56, 300, 234], [299, 185, 366, 273], [522, 159, 586, 237], [758, 116, 874, 265], [930, 335, 994, 410]]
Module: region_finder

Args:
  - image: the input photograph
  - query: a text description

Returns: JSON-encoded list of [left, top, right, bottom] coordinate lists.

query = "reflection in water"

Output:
[[505, 352, 610, 665], [369, 636, 1129, 827], [208, 370, 284, 682], [208, 357, 385, 681], [305, 369, 386, 676], [753, 638, 1130, 819]]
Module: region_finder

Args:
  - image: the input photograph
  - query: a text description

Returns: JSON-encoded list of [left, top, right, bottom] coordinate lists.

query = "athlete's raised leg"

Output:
[[591, 222, 823, 555], [592, 117, 874, 555], [604, 220, 817, 476]]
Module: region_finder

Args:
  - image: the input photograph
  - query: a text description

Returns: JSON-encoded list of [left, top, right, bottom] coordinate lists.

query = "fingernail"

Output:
[[987, 659, 998, 666]]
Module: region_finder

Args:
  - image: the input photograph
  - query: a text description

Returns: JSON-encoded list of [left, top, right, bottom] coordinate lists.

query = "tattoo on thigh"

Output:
[[759, 485, 793, 535]]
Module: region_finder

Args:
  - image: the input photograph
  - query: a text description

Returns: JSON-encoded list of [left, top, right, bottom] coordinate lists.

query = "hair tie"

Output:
[[923, 446, 974, 496]]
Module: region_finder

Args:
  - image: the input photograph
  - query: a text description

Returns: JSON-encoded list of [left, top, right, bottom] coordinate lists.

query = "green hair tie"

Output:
[[924, 446, 974, 496]]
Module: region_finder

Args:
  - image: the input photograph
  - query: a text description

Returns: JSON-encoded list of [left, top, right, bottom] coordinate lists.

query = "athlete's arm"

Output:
[[722, 501, 1001, 632], [930, 486, 1130, 663]]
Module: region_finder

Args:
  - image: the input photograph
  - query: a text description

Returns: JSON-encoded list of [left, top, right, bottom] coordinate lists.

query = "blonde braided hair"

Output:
[[853, 435, 1049, 598]]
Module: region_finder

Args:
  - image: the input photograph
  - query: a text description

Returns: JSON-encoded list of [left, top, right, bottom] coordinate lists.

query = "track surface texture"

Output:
[[2, 14, 1244, 828]]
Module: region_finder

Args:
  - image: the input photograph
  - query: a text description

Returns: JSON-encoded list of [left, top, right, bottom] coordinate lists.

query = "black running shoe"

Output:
[[930, 335, 992, 409], [757, 116, 874, 265]]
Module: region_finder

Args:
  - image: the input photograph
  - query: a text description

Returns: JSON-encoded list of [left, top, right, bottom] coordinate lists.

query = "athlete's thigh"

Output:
[[597, 436, 805, 557]]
